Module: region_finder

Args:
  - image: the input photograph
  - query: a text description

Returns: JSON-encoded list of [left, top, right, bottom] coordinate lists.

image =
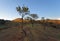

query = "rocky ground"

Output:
[[0, 23, 60, 41]]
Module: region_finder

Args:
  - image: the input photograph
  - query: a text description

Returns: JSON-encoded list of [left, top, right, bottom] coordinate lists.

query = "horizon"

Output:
[[2, 18, 60, 21], [0, 0, 60, 20]]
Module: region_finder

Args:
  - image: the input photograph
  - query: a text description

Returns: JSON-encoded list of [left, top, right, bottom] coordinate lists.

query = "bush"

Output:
[[0, 19, 5, 25]]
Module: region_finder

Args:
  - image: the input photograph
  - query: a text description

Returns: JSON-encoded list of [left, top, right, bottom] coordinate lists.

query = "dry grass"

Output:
[[0, 22, 60, 41]]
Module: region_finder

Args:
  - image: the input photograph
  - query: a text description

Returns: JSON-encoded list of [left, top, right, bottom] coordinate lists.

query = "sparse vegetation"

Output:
[[0, 19, 60, 41]]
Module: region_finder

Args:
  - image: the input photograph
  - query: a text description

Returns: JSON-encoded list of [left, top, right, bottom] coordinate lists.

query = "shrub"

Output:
[[0, 19, 5, 25]]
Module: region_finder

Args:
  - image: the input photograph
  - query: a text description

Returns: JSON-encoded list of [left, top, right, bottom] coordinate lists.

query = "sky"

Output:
[[0, 0, 60, 20]]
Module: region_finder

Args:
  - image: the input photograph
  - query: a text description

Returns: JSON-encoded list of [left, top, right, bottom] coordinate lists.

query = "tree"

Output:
[[16, 5, 30, 29], [24, 14, 38, 27], [30, 14, 38, 20], [16, 6, 30, 38], [25, 16, 32, 20], [30, 14, 38, 27], [25, 16, 32, 23], [41, 17, 45, 23]]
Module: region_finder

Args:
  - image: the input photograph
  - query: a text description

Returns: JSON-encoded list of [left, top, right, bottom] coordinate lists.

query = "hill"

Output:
[[12, 18, 60, 24], [46, 20, 60, 24], [12, 18, 30, 23]]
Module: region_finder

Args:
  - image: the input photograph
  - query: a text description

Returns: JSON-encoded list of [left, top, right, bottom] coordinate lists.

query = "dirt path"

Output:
[[0, 26, 34, 41], [0, 26, 25, 41], [0, 24, 60, 41], [23, 27, 34, 41]]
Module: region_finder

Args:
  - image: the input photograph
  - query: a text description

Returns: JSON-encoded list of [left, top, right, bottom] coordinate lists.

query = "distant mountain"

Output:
[[12, 18, 30, 23]]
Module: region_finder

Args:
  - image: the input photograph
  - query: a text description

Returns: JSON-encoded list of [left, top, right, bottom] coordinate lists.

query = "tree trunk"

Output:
[[31, 20, 33, 27], [22, 14, 23, 28]]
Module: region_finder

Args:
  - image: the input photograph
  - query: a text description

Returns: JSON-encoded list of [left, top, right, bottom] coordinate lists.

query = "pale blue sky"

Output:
[[0, 0, 60, 20]]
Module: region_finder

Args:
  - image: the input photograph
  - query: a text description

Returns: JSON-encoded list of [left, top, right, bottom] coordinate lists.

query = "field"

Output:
[[0, 21, 60, 41]]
